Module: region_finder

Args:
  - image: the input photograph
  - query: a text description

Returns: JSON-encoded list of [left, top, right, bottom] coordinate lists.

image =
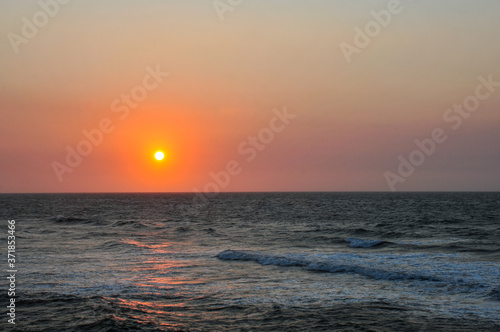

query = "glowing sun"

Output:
[[154, 151, 165, 161]]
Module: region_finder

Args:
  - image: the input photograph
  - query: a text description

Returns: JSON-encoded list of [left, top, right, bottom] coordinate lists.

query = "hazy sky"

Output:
[[1, 0, 499, 193]]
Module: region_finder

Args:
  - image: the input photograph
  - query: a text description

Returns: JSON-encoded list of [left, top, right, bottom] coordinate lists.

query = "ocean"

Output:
[[1, 192, 499, 331]]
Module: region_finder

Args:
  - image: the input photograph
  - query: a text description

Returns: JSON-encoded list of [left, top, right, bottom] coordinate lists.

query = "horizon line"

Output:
[[1, 190, 499, 195]]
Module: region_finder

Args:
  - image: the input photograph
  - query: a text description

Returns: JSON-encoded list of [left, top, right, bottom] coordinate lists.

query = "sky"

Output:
[[1, 0, 499, 193]]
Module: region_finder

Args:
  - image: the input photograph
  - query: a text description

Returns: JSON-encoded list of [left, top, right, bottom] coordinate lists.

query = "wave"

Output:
[[217, 250, 500, 292], [51, 215, 88, 223], [50, 216, 159, 228], [344, 237, 497, 254], [50, 215, 107, 227], [13, 293, 162, 331], [175, 226, 191, 233], [345, 238, 387, 248], [217, 250, 442, 282], [489, 287, 500, 301]]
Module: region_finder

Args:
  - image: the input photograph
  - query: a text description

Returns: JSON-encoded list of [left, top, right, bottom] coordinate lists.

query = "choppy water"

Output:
[[1, 192, 499, 331]]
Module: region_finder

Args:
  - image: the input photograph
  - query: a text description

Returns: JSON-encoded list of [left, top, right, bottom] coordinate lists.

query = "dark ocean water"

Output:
[[1, 192, 499, 331]]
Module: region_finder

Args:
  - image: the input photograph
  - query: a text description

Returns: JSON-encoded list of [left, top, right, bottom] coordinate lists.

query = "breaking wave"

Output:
[[217, 249, 500, 293]]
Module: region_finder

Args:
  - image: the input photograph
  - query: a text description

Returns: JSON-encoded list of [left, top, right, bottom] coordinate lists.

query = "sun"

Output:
[[154, 151, 164, 161]]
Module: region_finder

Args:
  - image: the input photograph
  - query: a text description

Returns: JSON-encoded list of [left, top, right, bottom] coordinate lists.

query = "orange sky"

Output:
[[1, 1, 499, 192]]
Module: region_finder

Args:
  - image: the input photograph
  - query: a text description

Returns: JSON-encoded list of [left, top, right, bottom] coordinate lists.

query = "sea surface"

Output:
[[1, 192, 499, 331]]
